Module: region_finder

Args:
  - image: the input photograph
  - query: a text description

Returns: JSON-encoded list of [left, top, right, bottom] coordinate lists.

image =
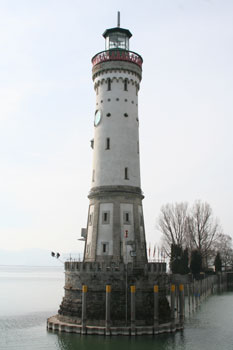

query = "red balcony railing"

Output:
[[92, 49, 143, 68]]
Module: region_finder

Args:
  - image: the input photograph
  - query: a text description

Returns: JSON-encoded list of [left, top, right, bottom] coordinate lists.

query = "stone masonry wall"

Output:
[[58, 262, 167, 326]]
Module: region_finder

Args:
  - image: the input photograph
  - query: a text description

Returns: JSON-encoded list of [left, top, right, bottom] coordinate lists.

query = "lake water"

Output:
[[1, 265, 233, 350]]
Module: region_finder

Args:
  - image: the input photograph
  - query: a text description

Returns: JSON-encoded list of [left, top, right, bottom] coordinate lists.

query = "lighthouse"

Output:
[[83, 14, 147, 265], [48, 16, 168, 335]]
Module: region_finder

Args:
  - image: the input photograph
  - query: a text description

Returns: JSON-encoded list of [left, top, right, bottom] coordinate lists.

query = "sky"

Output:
[[0, 0, 233, 262]]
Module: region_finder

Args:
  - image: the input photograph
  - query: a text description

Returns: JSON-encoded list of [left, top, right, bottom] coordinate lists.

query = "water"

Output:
[[1, 265, 233, 350]]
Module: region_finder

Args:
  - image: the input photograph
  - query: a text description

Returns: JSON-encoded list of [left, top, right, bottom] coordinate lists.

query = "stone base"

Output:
[[47, 315, 183, 336], [58, 262, 168, 325]]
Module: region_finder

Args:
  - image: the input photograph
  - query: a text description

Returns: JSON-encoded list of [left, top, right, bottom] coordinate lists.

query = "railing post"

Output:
[[130, 285, 136, 335], [188, 283, 191, 315], [179, 284, 184, 323], [153, 285, 159, 332], [81, 285, 87, 334], [191, 282, 194, 312], [170, 284, 175, 330], [105, 285, 111, 335]]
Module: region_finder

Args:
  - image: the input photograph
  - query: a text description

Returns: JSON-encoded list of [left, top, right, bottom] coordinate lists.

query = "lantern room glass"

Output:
[[105, 32, 129, 50]]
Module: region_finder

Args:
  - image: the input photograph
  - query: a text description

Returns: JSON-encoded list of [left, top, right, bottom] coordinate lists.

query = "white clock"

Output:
[[94, 110, 102, 126]]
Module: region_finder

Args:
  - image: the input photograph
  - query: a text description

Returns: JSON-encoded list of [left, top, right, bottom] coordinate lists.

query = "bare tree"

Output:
[[158, 202, 189, 256], [214, 234, 233, 270], [187, 201, 220, 268]]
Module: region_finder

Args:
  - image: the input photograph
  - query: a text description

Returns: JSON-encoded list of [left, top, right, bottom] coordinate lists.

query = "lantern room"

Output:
[[103, 27, 132, 51]]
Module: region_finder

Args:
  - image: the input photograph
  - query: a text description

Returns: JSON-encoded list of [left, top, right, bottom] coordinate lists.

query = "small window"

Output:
[[102, 242, 109, 254], [124, 113, 128, 118], [124, 79, 128, 91], [124, 212, 130, 224], [106, 113, 111, 117], [90, 139, 94, 149], [107, 78, 111, 91], [102, 211, 110, 224], [124, 167, 129, 180], [96, 85, 99, 95], [89, 213, 93, 226], [106, 138, 110, 150]]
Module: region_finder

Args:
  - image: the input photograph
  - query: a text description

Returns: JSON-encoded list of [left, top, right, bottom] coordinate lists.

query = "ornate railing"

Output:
[[92, 49, 143, 68]]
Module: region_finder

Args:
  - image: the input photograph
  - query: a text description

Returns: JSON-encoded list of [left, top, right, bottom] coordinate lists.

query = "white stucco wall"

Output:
[[86, 204, 95, 258], [138, 205, 145, 243], [120, 203, 134, 262], [91, 70, 141, 188], [96, 202, 113, 256]]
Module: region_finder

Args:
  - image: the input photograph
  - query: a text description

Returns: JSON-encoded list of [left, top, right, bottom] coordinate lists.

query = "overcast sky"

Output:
[[1, 0, 233, 258]]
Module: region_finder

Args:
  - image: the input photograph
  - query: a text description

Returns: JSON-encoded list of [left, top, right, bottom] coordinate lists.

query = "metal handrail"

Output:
[[92, 49, 143, 68]]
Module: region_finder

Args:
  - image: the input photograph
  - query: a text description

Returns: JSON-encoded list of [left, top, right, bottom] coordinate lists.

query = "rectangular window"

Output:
[[124, 79, 128, 91], [124, 167, 129, 180], [107, 78, 111, 91], [106, 137, 110, 150], [102, 242, 109, 254], [123, 212, 130, 224], [102, 211, 110, 224], [89, 213, 93, 226]]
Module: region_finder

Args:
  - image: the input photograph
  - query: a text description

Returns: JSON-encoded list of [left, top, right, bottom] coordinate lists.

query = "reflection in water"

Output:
[[55, 331, 182, 350]]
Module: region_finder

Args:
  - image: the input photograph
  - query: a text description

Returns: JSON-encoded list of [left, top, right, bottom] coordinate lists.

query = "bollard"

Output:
[[170, 284, 175, 330], [153, 285, 159, 332], [130, 285, 136, 335], [179, 284, 184, 323], [81, 285, 87, 334], [105, 285, 111, 335]]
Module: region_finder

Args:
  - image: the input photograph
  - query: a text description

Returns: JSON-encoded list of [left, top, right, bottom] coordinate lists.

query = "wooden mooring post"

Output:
[[105, 285, 111, 335], [81, 285, 87, 335]]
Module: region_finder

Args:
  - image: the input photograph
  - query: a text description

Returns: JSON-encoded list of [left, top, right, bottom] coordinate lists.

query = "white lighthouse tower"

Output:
[[48, 17, 169, 334], [83, 15, 147, 266]]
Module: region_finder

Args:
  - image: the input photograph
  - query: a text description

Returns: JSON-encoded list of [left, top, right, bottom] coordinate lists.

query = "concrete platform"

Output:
[[47, 315, 183, 336]]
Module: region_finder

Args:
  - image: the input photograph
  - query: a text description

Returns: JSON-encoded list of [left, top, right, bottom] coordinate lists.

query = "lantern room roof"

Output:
[[103, 27, 132, 39]]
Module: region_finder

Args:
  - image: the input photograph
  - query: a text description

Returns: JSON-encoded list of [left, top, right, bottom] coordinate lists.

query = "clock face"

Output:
[[94, 110, 102, 126]]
